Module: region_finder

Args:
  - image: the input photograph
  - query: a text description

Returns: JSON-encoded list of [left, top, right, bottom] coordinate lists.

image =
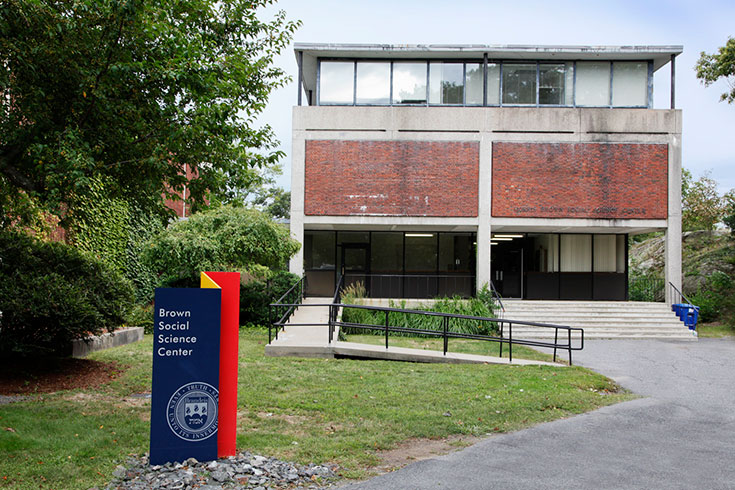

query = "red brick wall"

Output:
[[305, 140, 479, 217], [492, 142, 668, 219]]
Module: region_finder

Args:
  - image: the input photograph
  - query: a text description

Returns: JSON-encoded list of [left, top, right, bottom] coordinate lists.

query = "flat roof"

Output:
[[295, 43, 683, 95]]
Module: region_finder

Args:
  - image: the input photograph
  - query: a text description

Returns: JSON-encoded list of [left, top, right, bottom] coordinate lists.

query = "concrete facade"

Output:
[[289, 44, 683, 302]]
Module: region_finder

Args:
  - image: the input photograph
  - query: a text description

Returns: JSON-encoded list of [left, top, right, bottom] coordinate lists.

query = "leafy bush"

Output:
[[690, 271, 735, 323], [143, 205, 300, 288], [628, 274, 665, 302], [0, 231, 135, 356], [340, 282, 498, 337], [240, 271, 300, 326]]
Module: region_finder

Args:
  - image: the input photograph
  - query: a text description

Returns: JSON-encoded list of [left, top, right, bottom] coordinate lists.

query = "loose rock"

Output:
[[104, 451, 339, 489]]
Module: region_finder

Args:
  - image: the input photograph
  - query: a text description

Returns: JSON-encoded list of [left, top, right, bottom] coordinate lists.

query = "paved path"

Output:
[[341, 338, 735, 490]]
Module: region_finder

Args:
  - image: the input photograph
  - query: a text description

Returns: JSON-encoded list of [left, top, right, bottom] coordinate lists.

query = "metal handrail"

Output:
[[488, 280, 505, 315], [668, 281, 694, 306], [268, 275, 306, 343], [271, 300, 584, 365]]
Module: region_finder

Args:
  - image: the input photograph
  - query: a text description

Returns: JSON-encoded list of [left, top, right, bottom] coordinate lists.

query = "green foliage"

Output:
[[690, 270, 735, 323], [340, 283, 498, 337], [143, 205, 300, 288], [682, 170, 723, 232], [696, 37, 735, 103], [628, 274, 665, 302], [254, 187, 291, 220], [723, 189, 735, 234], [0, 230, 134, 356], [67, 177, 131, 273], [0, 0, 300, 227], [240, 270, 300, 326], [124, 207, 167, 303]]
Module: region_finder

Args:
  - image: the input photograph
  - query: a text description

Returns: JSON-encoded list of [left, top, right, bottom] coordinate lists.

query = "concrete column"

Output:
[[289, 109, 306, 276], [665, 129, 682, 304], [476, 132, 492, 292]]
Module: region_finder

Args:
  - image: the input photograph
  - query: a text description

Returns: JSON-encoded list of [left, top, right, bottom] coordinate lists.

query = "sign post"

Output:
[[201, 271, 241, 458], [150, 288, 221, 465]]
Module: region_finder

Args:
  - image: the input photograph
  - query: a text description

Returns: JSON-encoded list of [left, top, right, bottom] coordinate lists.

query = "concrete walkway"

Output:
[[341, 338, 735, 490], [265, 298, 560, 366]]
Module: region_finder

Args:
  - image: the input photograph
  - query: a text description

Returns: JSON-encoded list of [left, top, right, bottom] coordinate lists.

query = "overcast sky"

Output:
[[257, 0, 735, 193]]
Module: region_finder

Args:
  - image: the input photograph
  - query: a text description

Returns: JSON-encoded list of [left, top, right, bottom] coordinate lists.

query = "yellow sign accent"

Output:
[[200, 272, 221, 289]]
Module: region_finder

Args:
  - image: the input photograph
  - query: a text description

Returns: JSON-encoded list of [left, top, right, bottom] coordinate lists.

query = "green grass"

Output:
[[696, 322, 735, 338], [344, 334, 556, 362], [0, 329, 633, 488]]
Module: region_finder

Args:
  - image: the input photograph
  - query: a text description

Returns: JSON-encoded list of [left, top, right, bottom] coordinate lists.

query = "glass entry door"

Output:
[[491, 242, 524, 298], [340, 243, 369, 291]]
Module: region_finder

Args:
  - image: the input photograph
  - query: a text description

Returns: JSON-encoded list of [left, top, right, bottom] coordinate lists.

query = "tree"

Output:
[[142, 205, 300, 288], [682, 170, 723, 232], [253, 186, 290, 220], [723, 189, 735, 234], [0, 0, 299, 227], [696, 37, 735, 103]]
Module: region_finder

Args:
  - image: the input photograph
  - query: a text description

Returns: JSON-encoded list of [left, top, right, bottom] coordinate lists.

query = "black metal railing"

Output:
[[268, 275, 306, 343], [331, 303, 584, 365], [629, 276, 665, 302], [669, 281, 694, 306], [343, 273, 475, 299], [488, 280, 505, 318]]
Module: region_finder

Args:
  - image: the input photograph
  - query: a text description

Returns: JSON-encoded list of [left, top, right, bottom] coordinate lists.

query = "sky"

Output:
[[256, 0, 735, 193]]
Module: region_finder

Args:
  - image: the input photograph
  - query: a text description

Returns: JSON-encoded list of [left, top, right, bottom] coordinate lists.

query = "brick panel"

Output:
[[305, 140, 479, 217], [492, 142, 668, 219]]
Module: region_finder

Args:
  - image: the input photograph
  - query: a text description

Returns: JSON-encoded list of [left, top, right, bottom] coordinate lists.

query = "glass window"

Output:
[[439, 233, 473, 273], [593, 234, 617, 272], [429, 63, 464, 105], [371, 232, 403, 273], [356, 62, 390, 105], [539, 64, 565, 105], [465, 63, 483, 105], [529, 234, 559, 272], [405, 233, 437, 272], [319, 61, 354, 105], [392, 62, 427, 104], [616, 235, 626, 273], [502, 63, 537, 105], [612, 62, 648, 107], [560, 234, 591, 272], [565, 62, 574, 106], [337, 231, 369, 245], [304, 231, 335, 270], [575, 62, 610, 107], [486, 63, 500, 105]]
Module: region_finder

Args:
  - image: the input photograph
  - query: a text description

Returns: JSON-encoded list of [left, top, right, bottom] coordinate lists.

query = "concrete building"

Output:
[[289, 43, 682, 303]]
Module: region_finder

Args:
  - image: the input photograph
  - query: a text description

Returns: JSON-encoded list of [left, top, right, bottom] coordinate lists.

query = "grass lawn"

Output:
[[343, 334, 558, 362], [696, 322, 735, 338], [0, 329, 633, 489]]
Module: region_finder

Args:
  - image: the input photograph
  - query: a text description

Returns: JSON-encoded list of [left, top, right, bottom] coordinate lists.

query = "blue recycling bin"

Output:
[[672, 303, 686, 320], [683, 305, 700, 330]]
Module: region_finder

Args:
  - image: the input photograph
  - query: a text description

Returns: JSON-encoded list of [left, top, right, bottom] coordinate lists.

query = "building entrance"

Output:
[[491, 239, 523, 298]]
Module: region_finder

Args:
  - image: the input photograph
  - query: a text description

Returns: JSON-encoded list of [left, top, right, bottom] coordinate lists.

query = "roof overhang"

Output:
[[294, 43, 683, 96]]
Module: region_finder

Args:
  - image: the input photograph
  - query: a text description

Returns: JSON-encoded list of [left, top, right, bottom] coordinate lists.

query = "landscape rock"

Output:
[[104, 451, 339, 489]]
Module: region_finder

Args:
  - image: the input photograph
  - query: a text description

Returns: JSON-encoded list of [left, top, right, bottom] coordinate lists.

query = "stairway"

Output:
[[501, 300, 697, 341]]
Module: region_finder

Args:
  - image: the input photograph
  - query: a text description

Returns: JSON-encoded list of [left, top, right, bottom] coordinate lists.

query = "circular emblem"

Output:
[[166, 382, 219, 441]]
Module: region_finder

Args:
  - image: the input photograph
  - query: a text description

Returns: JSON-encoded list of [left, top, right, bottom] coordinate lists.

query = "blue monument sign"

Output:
[[150, 288, 222, 465]]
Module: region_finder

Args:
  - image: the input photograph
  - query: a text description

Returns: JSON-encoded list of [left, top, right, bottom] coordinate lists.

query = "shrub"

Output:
[[0, 231, 135, 356], [690, 271, 735, 323], [340, 282, 498, 337], [143, 205, 300, 288], [241, 270, 300, 326]]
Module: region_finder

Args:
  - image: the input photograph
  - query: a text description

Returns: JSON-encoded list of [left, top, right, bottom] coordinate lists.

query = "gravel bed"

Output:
[[101, 451, 340, 489]]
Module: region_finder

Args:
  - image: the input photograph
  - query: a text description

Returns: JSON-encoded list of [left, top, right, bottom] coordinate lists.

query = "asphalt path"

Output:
[[341, 338, 735, 490]]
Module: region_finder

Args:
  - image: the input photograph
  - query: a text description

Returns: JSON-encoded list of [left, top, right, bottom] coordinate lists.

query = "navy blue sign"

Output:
[[150, 288, 221, 465]]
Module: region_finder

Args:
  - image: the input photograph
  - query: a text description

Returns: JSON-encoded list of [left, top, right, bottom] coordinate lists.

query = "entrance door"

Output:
[[340, 244, 369, 293], [492, 242, 524, 298]]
